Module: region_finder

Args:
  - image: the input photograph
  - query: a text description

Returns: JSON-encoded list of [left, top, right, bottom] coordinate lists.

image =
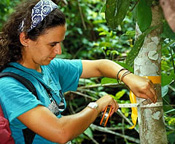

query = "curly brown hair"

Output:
[[0, 0, 66, 71]]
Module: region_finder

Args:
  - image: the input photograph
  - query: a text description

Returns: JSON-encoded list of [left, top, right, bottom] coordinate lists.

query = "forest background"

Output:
[[0, 0, 174, 144]]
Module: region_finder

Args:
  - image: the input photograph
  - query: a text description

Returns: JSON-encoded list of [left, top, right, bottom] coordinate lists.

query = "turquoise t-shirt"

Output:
[[0, 58, 82, 144]]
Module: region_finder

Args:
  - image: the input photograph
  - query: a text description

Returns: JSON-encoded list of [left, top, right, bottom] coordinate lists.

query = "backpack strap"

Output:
[[0, 72, 38, 144]]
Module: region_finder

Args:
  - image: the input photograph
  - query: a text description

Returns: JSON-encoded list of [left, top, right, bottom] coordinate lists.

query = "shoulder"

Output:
[[44, 58, 82, 71], [49, 58, 82, 66], [0, 75, 22, 87]]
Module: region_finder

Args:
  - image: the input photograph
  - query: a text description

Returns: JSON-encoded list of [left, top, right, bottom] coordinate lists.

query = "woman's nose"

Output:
[[54, 43, 62, 55]]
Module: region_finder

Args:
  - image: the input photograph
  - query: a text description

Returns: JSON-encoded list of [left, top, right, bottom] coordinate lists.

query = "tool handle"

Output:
[[100, 105, 112, 127]]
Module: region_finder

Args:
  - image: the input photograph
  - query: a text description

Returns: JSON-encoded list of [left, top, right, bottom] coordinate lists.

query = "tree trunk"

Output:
[[134, 5, 168, 144]]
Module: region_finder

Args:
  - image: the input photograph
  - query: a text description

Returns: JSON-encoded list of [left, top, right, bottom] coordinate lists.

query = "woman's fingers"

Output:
[[145, 89, 156, 103], [137, 85, 157, 103], [145, 80, 157, 103], [150, 88, 157, 103], [110, 101, 118, 116], [97, 95, 118, 114], [149, 80, 157, 102], [134, 78, 157, 103]]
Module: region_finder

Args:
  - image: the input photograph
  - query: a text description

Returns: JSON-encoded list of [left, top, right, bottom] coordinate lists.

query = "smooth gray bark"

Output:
[[134, 5, 168, 144]]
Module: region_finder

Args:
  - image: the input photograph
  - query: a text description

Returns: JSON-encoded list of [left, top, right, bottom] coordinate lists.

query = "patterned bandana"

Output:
[[19, 0, 58, 32]]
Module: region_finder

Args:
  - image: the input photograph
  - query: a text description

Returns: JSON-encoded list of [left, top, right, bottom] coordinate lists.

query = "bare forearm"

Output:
[[81, 59, 123, 78], [96, 59, 123, 78], [60, 106, 100, 141], [18, 105, 100, 144]]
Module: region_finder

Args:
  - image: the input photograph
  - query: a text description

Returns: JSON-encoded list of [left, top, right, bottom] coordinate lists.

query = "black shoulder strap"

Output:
[[0, 72, 37, 144]]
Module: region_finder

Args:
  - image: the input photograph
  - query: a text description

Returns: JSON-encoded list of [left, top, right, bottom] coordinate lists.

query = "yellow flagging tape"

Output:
[[144, 76, 161, 84], [129, 91, 137, 129], [129, 76, 161, 129]]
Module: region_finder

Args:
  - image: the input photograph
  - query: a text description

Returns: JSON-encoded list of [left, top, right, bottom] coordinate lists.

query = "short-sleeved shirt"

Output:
[[0, 58, 82, 144]]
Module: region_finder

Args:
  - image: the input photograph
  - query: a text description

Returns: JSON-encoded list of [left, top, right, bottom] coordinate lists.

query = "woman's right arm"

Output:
[[18, 95, 118, 144]]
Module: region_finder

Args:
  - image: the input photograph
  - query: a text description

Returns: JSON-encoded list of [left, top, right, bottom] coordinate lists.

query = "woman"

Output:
[[0, 0, 157, 143]]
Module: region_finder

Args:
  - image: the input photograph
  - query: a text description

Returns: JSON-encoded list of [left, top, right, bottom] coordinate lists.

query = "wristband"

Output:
[[116, 68, 126, 83], [120, 70, 131, 81]]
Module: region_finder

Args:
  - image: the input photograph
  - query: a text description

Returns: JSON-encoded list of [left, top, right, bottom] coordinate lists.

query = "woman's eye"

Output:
[[50, 44, 56, 47], [50, 42, 59, 47]]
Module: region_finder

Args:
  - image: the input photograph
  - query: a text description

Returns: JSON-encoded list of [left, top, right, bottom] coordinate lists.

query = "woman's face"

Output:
[[22, 25, 66, 68]]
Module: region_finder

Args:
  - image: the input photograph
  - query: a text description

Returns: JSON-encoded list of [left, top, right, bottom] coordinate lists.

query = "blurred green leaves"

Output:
[[162, 21, 175, 40], [136, 0, 152, 32], [105, 0, 130, 29], [0, 0, 20, 29], [126, 26, 158, 67], [1, 0, 174, 143]]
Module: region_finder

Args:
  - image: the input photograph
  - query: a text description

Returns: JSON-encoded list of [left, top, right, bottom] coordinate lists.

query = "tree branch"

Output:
[[77, 0, 87, 30], [90, 124, 140, 143], [117, 109, 139, 133], [83, 132, 99, 144], [78, 83, 124, 89]]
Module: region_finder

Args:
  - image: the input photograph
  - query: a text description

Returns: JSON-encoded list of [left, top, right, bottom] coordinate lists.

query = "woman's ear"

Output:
[[19, 32, 29, 47]]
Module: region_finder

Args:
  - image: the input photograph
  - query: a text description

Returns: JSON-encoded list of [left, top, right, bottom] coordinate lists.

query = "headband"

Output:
[[19, 0, 58, 32]]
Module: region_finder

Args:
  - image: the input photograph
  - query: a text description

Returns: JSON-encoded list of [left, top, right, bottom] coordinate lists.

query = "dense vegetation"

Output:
[[0, 0, 174, 143]]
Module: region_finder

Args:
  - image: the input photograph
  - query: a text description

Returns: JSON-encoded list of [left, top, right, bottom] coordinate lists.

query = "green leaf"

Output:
[[100, 1, 106, 13], [105, 0, 130, 29], [168, 117, 175, 126], [99, 41, 112, 47], [165, 109, 175, 114], [115, 89, 126, 99], [136, 0, 152, 32], [161, 21, 175, 40], [161, 85, 169, 97], [121, 107, 129, 117], [84, 127, 93, 138], [126, 26, 158, 67], [101, 77, 117, 84], [168, 131, 175, 144], [161, 73, 172, 86], [124, 30, 136, 38]]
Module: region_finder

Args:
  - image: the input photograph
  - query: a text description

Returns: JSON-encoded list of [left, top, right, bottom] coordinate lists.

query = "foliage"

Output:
[[105, 0, 130, 29], [161, 39, 175, 144], [135, 0, 152, 32], [104, 0, 175, 143], [0, 0, 174, 143], [0, 0, 20, 29], [126, 25, 158, 67], [59, 0, 134, 61]]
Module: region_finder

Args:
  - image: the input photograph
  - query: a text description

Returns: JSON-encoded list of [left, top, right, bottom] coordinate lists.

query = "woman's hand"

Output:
[[122, 73, 157, 103], [96, 95, 118, 116]]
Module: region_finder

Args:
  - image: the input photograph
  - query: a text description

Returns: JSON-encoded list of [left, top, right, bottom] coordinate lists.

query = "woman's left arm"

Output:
[[81, 59, 157, 103]]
